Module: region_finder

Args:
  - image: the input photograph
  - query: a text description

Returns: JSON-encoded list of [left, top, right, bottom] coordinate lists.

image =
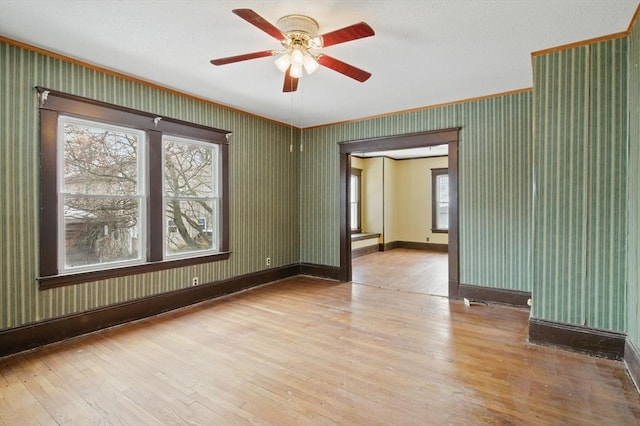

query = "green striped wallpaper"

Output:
[[300, 91, 533, 292], [628, 19, 640, 348], [1, 31, 634, 338], [0, 41, 300, 331], [532, 37, 627, 331]]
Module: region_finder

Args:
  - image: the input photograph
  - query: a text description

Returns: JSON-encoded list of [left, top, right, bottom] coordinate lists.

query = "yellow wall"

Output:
[[393, 157, 449, 244], [383, 158, 398, 243], [352, 157, 384, 235], [352, 156, 449, 246]]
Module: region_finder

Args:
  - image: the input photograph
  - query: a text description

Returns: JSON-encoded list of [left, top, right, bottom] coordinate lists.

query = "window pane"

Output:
[[438, 204, 449, 229], [166, 199, 216, 255], [350, 203, 358, 230], [63, 121, 139, 195], [438, 175, 449, 203], [63, 197, 141, 268], [436, 174, 449, 230], [350, 175, 358, 201], [164, 138, 216, 198]]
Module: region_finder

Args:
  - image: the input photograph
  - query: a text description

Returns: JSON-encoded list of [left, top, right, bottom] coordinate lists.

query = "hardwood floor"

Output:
[[1, 275, 639, 425], [353, 248, 448, 297]]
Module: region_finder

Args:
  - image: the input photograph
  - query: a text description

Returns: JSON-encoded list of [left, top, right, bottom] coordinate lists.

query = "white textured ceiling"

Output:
[[0, 0, 637, 127]]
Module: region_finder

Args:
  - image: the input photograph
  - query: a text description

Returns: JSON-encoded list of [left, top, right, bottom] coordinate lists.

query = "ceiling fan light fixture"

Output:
[[290, 62, 304, 78], [291, 49, 304, 65], [303, 53, 319, 74], [211, 9, 375, 92], [275, 53, 291, 72]]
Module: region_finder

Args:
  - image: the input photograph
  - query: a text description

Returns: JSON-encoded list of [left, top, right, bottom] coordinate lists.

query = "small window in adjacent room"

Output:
[[431, 168, 449, 233], [37, 87, 230, 289], [350, 168, 362, 233]]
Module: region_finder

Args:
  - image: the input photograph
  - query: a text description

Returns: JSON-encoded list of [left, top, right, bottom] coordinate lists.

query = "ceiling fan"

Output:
[[210, 9, 375, 92]]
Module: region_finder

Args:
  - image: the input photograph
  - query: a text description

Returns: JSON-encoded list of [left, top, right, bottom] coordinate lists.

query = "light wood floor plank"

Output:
[[1, 262, 639, 424]]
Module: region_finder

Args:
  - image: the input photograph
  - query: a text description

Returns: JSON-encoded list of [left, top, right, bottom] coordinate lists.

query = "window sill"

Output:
[[38, 252, 231, 290], [431, 229, 449, 234], [351, 232, 381, 242]]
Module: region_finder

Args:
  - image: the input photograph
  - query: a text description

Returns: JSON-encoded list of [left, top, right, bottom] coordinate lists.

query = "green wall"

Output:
[[628, 18, 640, 350], [299, 92, 533, 292], [1, 25, 636, 341], [532, 37, 628, 332], [0, 41, 300, 331]]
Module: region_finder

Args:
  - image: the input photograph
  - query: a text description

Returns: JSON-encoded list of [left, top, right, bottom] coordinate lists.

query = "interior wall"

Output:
[[300, 91, 533, 292], [531, 36, 627, 332], [351, 156, 383, 235], [627, 17, 640, 351], [383, 157, 399, 243], [352, 155, 449, 245], [393, 156, 449, 245], [0, 41, 300, 331]]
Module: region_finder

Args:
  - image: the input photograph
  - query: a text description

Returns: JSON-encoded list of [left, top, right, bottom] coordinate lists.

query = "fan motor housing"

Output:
[[276, 14, 319, 36], [277, 15, 321, 48]]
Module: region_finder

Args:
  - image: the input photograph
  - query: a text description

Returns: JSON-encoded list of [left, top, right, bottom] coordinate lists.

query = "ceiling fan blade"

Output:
[[317, 55, 371, 82], [319, 22, 375, 48], [283, 66, 299, 92], [232, 9, 286, 41], [210, 50, 274, 66]]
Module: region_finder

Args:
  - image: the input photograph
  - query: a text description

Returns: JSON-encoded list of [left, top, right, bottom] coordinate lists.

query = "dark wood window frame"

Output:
[[350, 168, 362, 233], [431, 168, 449, 234], [37, 87, 231, 289]]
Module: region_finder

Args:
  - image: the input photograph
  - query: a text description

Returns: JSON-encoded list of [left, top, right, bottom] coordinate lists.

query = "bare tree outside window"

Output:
[[62, 119, 143, 269], [164, 137, 218, 256], [38, 88, 230, 288]]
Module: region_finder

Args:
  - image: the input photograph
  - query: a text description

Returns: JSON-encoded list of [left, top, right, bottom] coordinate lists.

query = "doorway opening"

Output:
[[338, 128, 460, 298]]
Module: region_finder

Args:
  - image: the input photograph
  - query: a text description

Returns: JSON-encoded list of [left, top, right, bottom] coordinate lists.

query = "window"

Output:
[[431, 168, 449, 233], [350, 168, 362, 233], [59, 116, 146, 273], [38, 88, 230, 289], [163, 136, 219, 258]]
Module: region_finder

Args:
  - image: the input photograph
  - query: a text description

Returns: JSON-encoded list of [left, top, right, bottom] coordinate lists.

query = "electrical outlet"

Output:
[[426, 237, 430, 242], [192, 276, 199, 286], [266, 257, 271, 266]]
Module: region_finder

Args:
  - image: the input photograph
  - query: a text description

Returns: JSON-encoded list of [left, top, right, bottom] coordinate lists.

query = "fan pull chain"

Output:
[[299, 90, 304, 152], [289, 90, 294, 154]]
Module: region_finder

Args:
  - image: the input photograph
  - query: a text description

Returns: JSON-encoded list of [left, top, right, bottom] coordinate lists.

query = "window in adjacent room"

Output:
[[431, 168, 449, 233], [38, 87, 230, 289], [350, 168, 362, 233]]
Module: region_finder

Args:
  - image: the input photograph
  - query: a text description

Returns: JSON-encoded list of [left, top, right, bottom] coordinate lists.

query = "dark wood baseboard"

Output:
[[381, 241, 398, 251], [400, 241, 448, 252], [352, 244, 379, 258], [625, 338, 640, 394], [299, 263, 342, 281], [0, 265, 299, 359], [528, 318, 626, 360], [381, 241, 448, 252], [458, 284, 531, 307]]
